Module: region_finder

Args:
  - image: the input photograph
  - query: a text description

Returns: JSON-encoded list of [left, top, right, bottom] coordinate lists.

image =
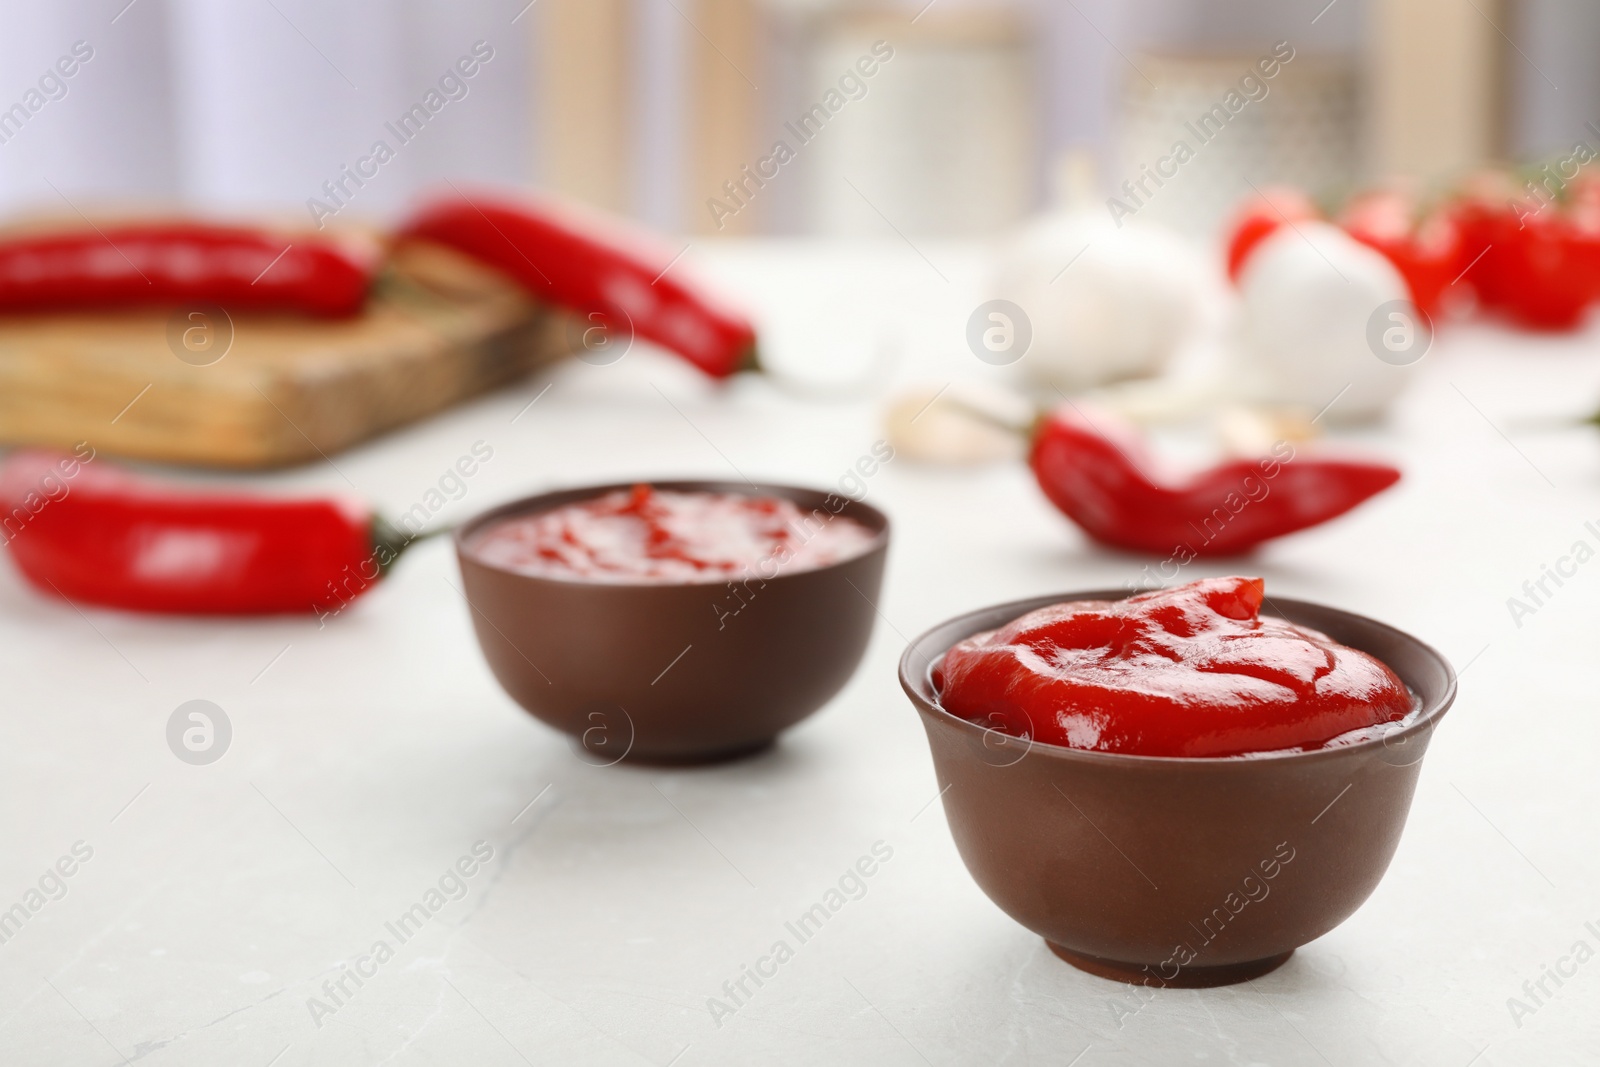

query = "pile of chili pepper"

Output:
[[0, 222, 377, 317], [0, 190, 767, 617], [1224, 167, 1600, 331], [1022, 405, 1400, 557], [0, 192, 761, 380], [1, 449, 420, 615]]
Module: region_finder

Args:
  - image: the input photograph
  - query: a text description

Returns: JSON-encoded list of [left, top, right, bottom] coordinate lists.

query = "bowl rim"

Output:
[[899, 587, 1457, 768], [453, 478, 891, 589]]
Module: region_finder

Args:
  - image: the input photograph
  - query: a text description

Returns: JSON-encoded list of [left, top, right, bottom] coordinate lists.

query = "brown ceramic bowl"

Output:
[[456, 480, 889, 763], [900, 589, 1455, 987]]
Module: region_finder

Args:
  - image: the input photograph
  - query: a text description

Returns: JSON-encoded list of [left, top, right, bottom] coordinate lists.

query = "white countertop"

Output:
[[2, 241, 1597, 1066]]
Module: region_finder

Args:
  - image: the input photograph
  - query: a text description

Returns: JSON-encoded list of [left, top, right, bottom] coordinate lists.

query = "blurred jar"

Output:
[[1116, 52, 1359, 238], [790, 4, 1037, 238]]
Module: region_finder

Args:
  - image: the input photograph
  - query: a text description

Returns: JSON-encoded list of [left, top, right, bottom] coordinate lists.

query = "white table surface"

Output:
[[2, 240, 1598, 1067]]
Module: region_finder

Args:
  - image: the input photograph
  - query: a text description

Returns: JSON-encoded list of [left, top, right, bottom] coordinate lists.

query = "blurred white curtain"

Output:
[[0, 0, 180, 208], [0, 0, 531, 223]]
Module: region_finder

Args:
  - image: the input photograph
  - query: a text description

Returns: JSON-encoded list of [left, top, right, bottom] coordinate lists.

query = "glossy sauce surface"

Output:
[[935, 577, 1412, 758], [469, 484, 877, 584]]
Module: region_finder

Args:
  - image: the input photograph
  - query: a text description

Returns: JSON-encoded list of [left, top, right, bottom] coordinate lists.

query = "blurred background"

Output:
[[1, 0, 1592, 240]]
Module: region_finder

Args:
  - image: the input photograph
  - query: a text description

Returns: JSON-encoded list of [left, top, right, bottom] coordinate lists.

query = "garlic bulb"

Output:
[[992, 211, 1205, 393], [1235, 221, 1420, 423], [1215, 405, 1320, 458], [883, 382, 1030, 464]]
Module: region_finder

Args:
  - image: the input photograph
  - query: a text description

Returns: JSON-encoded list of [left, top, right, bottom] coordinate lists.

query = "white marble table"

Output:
[[1, 241, 1596, 1066]]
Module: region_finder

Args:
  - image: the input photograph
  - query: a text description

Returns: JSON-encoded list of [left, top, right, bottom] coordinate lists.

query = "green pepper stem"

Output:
[[372, 516, 455, 577]]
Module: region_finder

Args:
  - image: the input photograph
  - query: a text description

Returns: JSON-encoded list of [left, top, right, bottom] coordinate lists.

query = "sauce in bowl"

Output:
[[467, 484, 878, 584], [935, 576, 1413, 758]]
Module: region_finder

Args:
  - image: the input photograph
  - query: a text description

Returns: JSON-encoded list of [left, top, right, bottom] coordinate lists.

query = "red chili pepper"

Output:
[[0, 222, 375, 317], [1028, 406, 1400, 557], [398, 190, 758, 378], [1222, 185, 1319, 283], [1, 449, 421, 615], [1338, 188, 1463, 323]]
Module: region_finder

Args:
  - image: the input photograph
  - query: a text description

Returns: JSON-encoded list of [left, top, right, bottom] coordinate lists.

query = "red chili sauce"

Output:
[[469, 484, 877, 584], [934, 577, 1412, 758]]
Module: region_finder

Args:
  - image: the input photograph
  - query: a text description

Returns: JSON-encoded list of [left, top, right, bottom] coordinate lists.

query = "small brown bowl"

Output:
[[900, 589, 1455, 987], [456, 480, 889, 763]]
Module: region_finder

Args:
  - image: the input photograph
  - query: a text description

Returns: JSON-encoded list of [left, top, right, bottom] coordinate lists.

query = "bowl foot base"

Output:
[[574, 737, 777, 767], [1046, 942, 1294, 988]]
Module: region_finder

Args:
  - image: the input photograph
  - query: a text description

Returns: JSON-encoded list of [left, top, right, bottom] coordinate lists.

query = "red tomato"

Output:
[[1222, 185, 1319, 283], [1338, 188, 1463, 322], [1496, 213, 1600, 330], [1448, 173, 1524, 312], [1450, 172, 1600, 331]]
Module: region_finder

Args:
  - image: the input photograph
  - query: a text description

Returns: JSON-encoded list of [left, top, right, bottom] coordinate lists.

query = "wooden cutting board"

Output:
[[0, 242, 567, 469]]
